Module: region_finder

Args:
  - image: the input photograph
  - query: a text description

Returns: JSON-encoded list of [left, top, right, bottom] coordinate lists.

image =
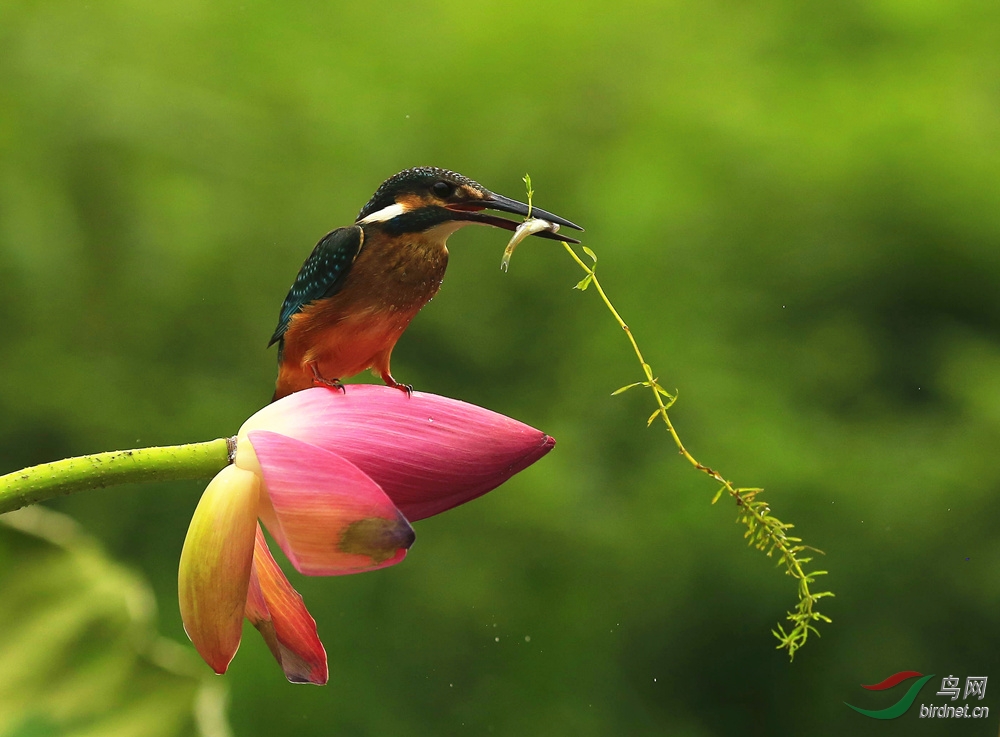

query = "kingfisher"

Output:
[[269, 167, 583, 400]]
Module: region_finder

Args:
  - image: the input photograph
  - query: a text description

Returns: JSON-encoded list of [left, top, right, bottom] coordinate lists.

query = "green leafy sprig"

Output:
[[524, 176, 832, 658]]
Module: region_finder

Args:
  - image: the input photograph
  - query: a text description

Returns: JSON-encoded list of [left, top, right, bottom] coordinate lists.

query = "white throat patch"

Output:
[[424, 219, 476, 240], [358, 202, 407, 224]]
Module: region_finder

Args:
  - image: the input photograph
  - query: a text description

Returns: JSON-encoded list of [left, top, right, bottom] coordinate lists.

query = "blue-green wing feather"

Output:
[[268, 226, 364, 347]]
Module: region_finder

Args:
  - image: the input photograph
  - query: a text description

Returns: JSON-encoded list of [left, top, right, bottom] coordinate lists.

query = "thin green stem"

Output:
[[561, 242, 832, 659], [0, 439, 234, 515]]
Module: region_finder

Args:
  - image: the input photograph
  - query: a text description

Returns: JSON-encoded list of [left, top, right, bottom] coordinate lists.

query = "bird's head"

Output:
[[355, 167, 583, 243]]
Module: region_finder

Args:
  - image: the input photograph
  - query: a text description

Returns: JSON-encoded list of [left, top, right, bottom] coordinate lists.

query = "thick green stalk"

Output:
[[0, 439, 234, 515]]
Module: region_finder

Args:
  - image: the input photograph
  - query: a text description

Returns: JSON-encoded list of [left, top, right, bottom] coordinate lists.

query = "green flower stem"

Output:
[[0, 438, 234, 515]]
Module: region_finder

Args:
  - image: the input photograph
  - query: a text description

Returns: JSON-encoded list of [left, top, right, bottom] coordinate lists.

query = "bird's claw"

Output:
[[309, 362, 345, 393], [381, 372, 413, 397], [312, 376, 346, 393]]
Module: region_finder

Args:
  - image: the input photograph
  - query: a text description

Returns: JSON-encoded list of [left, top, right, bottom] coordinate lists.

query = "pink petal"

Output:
[[178, 465, 259, 674], [247, 430, 414, 575], [237, 386, 555, 521], [245, 525, 328, 685]]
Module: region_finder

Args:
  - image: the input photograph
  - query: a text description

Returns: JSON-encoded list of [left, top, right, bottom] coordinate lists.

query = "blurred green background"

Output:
[[2, 0, 999, 734]]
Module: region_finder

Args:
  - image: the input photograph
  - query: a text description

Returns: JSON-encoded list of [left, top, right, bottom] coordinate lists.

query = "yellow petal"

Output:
[[178, 464, 259, 674]]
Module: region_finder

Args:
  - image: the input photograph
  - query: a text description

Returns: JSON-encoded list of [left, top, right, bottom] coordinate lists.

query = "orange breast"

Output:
[[274, 232, 449, 398]]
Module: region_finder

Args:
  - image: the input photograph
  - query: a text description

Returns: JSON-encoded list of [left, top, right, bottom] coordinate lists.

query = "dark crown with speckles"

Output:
[[356, 167, 486, 221]]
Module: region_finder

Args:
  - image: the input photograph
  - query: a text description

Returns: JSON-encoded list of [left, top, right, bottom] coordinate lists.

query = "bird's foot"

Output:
[[313, 376, 346, 393], [381, 372, 413, 397], [389, 382, 413, 397], [309, 362, 346, 394]]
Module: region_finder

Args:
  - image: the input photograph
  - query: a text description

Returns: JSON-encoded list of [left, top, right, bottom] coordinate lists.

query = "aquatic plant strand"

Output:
[[526, 176, 832, 658]]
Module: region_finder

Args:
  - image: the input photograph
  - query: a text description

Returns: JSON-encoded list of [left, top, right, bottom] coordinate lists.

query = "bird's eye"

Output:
[[432, 181, 455, 198]]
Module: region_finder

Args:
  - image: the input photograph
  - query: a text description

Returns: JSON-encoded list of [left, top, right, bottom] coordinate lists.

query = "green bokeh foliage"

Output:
[[0, 508, 228, 737], [2, 1, 999, 734]]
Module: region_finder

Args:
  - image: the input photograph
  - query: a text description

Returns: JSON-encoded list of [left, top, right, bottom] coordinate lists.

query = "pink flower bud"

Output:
[[179, 386, 554, 683]]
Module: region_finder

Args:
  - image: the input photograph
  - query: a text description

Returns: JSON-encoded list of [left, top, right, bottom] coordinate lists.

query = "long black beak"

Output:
[[448, 192, 584, 244], [484, 193, 583, 231]]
